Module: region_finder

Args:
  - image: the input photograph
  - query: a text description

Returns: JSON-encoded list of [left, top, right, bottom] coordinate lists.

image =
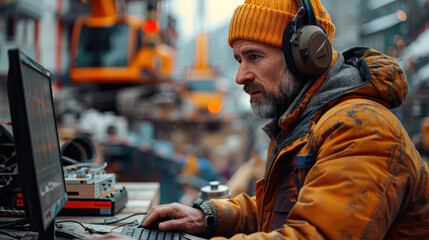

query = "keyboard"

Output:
[[120, 225, 183, 240]]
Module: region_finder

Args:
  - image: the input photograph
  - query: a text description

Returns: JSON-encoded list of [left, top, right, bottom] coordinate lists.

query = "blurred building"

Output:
[[357, 0, 429, 138], [322, 0, 362, 51], [0, 0, 73, 75], [0, 0, 73, 122], [359, 0, 429, 56]]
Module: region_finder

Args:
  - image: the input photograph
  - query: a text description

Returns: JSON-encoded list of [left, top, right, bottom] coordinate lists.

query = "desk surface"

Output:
[[0, 182, 160, 239]]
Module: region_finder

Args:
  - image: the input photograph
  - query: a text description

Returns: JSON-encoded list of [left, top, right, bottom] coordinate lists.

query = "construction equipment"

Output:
[[69, 0, 176, 85], [176, 0, 226, 122], [180, 33, 226, 121]]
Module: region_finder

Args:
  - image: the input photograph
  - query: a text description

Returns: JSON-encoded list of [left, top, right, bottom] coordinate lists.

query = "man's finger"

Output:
[[158, 219, 183, 231], [142, 204, 173, 227]]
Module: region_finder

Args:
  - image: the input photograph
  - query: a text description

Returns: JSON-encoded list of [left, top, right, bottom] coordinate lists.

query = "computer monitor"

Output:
[[6, 49, 67, 239]]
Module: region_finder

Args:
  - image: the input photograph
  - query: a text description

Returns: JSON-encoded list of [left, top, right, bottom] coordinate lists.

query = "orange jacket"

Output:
[[422, 116, 429, 152], [207, 48, 429, 239]]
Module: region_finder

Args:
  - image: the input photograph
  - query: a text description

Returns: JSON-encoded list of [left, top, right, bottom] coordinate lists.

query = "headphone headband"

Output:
[[303, 0, 316, 25], [295, 0, 319, 29]]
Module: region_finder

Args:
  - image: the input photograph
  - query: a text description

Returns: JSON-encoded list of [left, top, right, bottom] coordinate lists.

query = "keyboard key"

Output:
[[157, 231, 165, 240], [133, 228, 143, 239], [141, 228, 150, 240], [149, 229, 159, 240], [120, 226, 182, 240], [126, 227, 135, 236], [173, 232, 181, 240]]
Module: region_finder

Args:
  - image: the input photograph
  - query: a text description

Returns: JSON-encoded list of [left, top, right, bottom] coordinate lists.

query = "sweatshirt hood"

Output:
[[263, 47, 407, 141]]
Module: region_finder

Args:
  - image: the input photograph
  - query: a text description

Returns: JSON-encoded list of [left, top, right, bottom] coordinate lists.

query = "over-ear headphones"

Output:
[[282, 0, 332, 79]]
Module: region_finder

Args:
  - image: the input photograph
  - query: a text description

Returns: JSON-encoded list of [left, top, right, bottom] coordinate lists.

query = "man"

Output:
[[99, 0, 429, 239]]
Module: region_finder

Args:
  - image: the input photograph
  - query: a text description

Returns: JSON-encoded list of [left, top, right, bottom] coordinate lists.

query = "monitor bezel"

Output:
[[7, 49, 67, 237]]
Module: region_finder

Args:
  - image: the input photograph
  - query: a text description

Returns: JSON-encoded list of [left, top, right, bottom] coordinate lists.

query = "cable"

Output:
[[0, 173, 18, 176], [0, 153, 8, 163], [4, 224, 31, 231], [92, 212, 147, 225], [55, 220, 109, 235], [0, 218, 28, 228], [3, 151, 16, 166], [55, 213, 147, 235], [109, 220, 138, 232], [56, 220, 86, 230], [0, 230, 22, 239], [63, 162, 107, 171]]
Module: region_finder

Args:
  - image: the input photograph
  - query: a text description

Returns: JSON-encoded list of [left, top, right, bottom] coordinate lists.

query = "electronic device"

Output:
[[60, 187, 127, 216], [0, 124, 16, 186], [1, 49, 68, 239], [282, 0, 332, 79], [64, 172, 116, 199], [60, 159, 128, 215]]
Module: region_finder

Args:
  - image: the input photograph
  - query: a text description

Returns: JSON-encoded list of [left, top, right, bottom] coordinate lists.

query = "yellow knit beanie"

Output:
[[228, 0, 335, 48]]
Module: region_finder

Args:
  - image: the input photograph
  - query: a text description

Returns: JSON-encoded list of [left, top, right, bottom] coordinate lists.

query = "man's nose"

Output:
[[235, 64, 254, 85]]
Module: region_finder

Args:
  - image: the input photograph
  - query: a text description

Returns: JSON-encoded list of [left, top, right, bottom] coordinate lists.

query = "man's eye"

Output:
[[250, 55, 260, 61]]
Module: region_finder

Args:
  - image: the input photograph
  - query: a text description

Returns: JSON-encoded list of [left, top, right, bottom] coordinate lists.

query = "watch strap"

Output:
[[191, 199, 219, 236]]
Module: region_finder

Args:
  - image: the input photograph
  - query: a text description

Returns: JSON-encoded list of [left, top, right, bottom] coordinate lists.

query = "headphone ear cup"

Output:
[[290, 25, 332, 77]]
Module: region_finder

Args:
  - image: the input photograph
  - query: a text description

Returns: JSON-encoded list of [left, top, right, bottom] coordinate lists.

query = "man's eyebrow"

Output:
[[234, 49, 263, 60], [241, 49, 263, 56]]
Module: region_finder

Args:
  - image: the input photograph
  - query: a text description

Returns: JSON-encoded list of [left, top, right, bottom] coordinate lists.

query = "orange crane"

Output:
[[181, 32, 226, 120], [179, 0, 226, 121], [69, 0, 176, 85]]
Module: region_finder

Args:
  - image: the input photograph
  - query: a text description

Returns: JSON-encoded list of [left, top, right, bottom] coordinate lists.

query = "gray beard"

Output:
[[250, 94, 277, 118], [249, 70, 304, 119]]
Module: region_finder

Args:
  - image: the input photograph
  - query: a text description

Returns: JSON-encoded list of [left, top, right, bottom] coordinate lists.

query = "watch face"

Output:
[[206, 215, 216, 226]]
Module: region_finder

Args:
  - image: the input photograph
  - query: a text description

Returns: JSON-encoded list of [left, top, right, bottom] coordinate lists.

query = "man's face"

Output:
[[233, 39, 303, 119]]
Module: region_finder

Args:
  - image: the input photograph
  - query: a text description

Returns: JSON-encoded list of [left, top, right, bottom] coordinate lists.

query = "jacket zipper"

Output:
[[264, 133, 307, 191], [259, 133, 307, 230]]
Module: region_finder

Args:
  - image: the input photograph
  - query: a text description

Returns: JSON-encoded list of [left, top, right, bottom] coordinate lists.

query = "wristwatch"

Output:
[[191, 199, 217, 233]]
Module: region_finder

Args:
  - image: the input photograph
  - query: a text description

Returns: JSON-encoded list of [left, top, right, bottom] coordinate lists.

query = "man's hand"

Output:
[[142, 202, 206, 234]]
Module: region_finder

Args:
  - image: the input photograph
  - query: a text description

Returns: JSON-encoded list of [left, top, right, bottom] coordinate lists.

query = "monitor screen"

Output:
[[7, 49, 67, 238], [20, 63, 66, 220]]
